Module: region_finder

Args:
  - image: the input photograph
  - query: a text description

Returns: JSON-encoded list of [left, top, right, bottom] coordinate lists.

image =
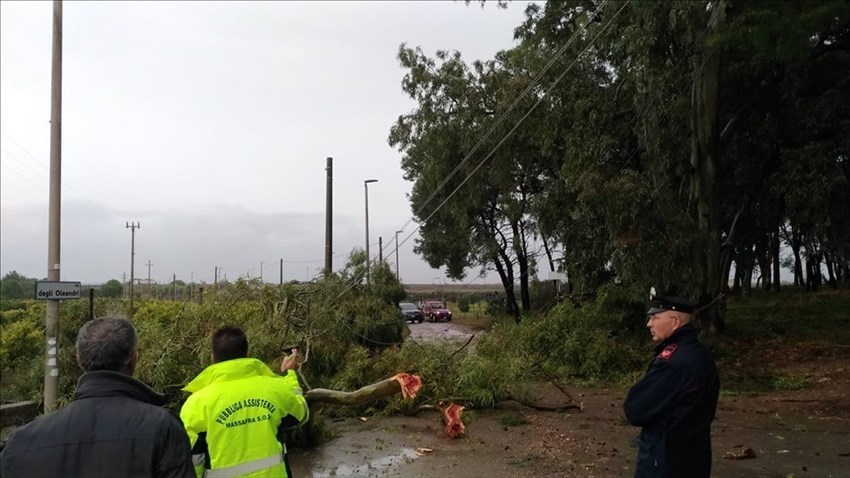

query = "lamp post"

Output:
[[364, 179, 378, 285], [395, 230, 403, 281]]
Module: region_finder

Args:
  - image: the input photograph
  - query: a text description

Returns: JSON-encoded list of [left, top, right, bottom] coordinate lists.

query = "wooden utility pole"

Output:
[[280, 258, 283, 285], [379, 236, 383, 262], [43, 0, 63, 413], [324, 157, 333, 277]]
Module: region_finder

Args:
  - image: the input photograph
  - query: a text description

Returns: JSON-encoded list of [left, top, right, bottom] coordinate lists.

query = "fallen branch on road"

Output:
[[304, 373, 421, 406]]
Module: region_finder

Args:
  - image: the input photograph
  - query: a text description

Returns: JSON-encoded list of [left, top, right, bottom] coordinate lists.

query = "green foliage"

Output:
[[101, 279, 124, 298], [1, 271, 38, 300], [392, 0, 850, 329], [457, 296, 470, 313], [370, 261, 407, 306]]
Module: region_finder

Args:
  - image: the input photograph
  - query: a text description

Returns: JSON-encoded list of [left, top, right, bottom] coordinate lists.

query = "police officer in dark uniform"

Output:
[[623, 288, 720, 478]]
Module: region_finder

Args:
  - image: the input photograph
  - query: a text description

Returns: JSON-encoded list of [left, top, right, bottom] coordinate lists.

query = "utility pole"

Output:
[[364, 179, 378, 285], [190, 271, 194, 300], [260, 261, 264, 283], [280, 258, 283, 286], [172, 273, 176, 301], [379, 236, 383, 262], [43, 0, 63, 414], [146, 260, 153, 298], [214, 266, 218, 289], [324, 157, 333, 277], [395, 230, 403, 281], [126, 222, 139, 315]]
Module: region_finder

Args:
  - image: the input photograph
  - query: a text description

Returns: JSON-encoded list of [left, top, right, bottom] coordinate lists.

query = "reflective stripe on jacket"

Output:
[[180, 358, 309, 478]]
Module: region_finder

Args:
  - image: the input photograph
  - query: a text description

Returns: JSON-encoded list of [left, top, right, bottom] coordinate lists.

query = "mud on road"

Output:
[[406, 320, 479, 344], [289, 325, 850, 477]]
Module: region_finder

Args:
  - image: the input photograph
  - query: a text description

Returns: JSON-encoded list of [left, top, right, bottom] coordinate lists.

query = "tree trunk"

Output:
[[732, 262, 742, 294], [691, 0, 727, 333], [305, 374, 420, 406], [754, 238, 770, 292], [493, 252, 520, 322], [512, 220, 531, 312], [771, 229, 781, 292], [787, 225, 805, 286], [742, 261, 753, 294], [823, 251, 837, 289], [805, 243, 821, 292], [720, 244, 735, 293]]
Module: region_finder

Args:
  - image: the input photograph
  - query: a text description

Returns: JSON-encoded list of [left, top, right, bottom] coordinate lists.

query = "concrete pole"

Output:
[[43, 0, 63, 414], [364, 179, 377, 285], [324, 157, 333, 277], [395, 230, 403, 281], [146, 260, 153, 298], [126, 222, 139, 315]]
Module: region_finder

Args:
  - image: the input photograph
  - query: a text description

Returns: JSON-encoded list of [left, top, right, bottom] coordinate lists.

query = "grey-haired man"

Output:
[[0, 316, 195, 478]]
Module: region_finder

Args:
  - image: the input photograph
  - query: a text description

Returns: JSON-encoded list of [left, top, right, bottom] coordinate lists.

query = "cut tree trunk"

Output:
[[305, 374, 421, 406]]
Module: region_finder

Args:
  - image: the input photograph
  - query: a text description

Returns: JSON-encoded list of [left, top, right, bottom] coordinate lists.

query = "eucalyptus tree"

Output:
[[392, 0, 849, 330], [389, 45, 555, 320]]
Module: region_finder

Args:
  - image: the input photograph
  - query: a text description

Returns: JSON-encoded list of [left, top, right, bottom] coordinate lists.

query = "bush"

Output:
[[457, 296, 470, 313]]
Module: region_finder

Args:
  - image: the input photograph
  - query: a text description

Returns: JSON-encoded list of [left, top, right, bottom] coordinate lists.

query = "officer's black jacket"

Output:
[[624, 323, 720, 478]]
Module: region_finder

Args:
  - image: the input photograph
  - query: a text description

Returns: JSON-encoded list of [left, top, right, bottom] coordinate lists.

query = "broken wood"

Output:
[[441, 403, 465, 438], [304, 373, 421, 406]]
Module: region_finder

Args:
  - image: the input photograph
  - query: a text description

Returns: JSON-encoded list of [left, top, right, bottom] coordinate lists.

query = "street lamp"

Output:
[[395, 230, 404, 281], [364, 179, 378, 285]]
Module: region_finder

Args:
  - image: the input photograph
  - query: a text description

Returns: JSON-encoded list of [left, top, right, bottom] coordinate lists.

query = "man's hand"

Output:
[[280, 348, 298, 373]]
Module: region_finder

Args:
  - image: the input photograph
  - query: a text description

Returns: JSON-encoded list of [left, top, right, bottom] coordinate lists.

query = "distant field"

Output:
[[404, 283, 504, 294]]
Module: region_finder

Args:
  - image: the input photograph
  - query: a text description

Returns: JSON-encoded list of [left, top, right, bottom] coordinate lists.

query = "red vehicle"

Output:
[[419, 299, 452, 322]]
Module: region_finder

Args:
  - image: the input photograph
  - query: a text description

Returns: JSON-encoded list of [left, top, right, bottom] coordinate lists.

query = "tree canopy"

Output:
[[390, 0, 850, 327]]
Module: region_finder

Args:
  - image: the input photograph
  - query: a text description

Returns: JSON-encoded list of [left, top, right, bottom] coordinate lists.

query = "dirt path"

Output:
[[290, 384, 849, 477], [289, 347, 850, 478]]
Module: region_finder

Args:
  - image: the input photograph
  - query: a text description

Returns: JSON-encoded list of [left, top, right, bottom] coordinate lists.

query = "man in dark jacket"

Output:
[[0, 316, 195, 478], [623, 288, 720, 478]]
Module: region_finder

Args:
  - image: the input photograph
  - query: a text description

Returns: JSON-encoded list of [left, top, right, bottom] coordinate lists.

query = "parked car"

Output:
[[399, 302, 424, 323], [420, 299, 452, 322]]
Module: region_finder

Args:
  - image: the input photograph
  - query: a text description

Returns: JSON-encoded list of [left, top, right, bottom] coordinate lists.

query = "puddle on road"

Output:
[[309, 447, 420, 478], [408, 322, 476, 343]]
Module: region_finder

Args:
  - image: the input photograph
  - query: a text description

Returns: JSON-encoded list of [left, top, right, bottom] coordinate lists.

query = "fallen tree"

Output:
[[304, 373, 422, 406]]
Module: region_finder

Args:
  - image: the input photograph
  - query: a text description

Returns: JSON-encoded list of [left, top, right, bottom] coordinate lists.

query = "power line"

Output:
[[333, 1, 630, 304], [380, 0, 631, 280], [396, 0, 611, 236], [0, 161, 49, 193]]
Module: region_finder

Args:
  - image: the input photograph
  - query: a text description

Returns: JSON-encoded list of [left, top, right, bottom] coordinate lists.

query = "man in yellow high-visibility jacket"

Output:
[[180, 326, 309, 478]]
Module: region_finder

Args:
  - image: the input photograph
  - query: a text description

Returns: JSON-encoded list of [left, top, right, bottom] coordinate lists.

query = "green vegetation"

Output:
[[1, 271, 39, 300], [2, 284, 848, 448], [389, 1, 850, 329], [710, 289, 850, 393]]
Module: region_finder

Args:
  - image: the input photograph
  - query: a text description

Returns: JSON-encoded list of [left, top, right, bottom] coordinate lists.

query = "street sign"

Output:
[[35, 281, 82, 300], [547, 271, 568, 282]]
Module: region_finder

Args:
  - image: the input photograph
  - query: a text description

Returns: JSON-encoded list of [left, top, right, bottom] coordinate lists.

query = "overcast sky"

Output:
[[1, 1, 533, 285]]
